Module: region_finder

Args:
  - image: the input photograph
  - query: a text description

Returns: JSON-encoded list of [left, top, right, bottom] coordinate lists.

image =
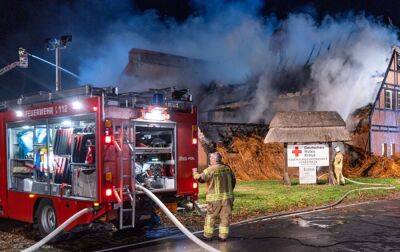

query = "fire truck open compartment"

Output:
[[7, 114, 98, 200], [133, 121, 177, 191]]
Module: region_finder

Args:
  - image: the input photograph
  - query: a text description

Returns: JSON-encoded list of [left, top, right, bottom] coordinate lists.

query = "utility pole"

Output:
[[45, 35, 72, 92], [55, 46, 61, 91]]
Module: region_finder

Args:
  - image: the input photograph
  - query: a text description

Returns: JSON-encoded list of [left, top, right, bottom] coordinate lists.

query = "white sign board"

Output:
[[299, 165, 317, 184], [287, 144, 329, 167]]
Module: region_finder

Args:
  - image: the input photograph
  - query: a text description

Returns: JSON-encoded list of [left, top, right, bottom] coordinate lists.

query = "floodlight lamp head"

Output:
[[45, 38, 58, 51], [60, 35, 72, 47]]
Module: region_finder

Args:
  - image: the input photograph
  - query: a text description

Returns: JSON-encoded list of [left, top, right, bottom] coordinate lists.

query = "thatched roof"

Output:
[[264, 111, 351, 143]]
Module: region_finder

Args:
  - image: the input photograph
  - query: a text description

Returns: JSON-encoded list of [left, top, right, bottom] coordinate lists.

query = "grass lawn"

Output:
[[198, 178, 400, 216]]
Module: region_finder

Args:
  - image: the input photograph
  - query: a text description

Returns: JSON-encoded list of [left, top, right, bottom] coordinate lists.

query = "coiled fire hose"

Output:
[[136, 184, 220, 252], [22, 207, 93, 252]]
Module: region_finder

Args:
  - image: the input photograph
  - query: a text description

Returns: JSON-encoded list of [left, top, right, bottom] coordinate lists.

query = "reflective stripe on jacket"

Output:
[[194, 164, 235, 203]]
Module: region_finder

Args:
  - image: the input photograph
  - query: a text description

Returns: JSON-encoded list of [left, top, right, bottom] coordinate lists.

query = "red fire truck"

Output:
[[0, 85, 199, 236]]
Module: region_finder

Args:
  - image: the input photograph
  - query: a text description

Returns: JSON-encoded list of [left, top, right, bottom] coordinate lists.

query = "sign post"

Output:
[[299, 165, 317, 184], [328, 142, 336, 185], [283, 143, 291, 185]]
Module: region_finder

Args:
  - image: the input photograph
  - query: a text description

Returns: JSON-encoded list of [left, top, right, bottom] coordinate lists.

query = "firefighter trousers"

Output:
[[204, 200, 232, 239], [334, 166, 345, 185]]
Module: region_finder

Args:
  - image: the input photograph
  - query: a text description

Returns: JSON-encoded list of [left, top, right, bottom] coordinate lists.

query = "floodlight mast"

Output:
[[45, 35, 72, 92]]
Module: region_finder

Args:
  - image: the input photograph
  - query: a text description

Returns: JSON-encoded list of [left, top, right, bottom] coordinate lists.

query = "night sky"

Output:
[[0, 0, 399, 100]]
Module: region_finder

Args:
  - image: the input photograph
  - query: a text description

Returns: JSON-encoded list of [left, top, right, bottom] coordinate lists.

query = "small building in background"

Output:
[[264, 111, 351, 184]]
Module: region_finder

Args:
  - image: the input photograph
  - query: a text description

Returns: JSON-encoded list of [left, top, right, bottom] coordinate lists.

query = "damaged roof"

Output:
[[264, 111, 351, 143]]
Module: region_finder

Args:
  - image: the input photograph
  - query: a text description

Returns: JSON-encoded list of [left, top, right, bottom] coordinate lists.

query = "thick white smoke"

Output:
[[310, 16, 394, 117], [78, 1, 398, 123]]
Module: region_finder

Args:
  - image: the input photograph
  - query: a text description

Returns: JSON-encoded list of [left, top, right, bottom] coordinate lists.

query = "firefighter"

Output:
[[193, 152, 236, 241], [333, 146, 345, 185]]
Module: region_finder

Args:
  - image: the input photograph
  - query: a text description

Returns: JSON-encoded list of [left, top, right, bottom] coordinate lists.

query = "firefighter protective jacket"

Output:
[[194, 164, 236, 202], [333, 152, 343, 170]]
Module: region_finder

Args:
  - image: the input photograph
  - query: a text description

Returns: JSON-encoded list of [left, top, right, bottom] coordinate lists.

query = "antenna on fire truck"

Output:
[[45, 35, 72, 92]]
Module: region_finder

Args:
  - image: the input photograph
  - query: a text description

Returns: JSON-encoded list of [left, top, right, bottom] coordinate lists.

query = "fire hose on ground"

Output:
[[136, 184, 220, 252], [227, 177, 396, 228], [22, 207, 93, 252], [22, 177, 395, 252], [21, 185, 220, 252]]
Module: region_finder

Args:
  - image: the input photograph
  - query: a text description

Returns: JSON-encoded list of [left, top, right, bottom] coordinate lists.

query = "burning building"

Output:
[[120, 48, 317, 124], [120, 48, 205, 92], [118, 48, 320, 168]]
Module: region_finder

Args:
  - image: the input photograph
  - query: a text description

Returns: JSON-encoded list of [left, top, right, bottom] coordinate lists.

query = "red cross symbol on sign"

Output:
[[292, 146, 302, 157]]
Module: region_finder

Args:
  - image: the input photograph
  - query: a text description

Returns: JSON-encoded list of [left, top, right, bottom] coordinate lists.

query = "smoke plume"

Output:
[[77, 1, 398, 123]]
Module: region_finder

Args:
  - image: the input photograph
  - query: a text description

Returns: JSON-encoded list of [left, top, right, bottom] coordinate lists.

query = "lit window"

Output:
[[385, 90, 393, 109]]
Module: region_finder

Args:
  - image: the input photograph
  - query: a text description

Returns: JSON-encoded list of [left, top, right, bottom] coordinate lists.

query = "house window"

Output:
[[385, 90, 393, 109], [382, 143, 388, 156], [391, 143, 396, 156], [397, 53, 400, 69], [397, 92, 400, 109]]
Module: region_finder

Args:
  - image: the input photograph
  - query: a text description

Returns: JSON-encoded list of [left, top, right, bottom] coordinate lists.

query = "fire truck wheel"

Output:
[[36, 199, 58, 237]]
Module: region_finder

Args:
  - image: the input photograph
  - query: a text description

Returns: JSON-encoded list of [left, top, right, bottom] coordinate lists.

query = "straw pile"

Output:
[[343, 104, 400, 178], [217, 135, 284, 180], [346, 104, 371, 152], [217, 135, 400, 180], [343, 144, 400, 178], [344, 153, 400, 178]]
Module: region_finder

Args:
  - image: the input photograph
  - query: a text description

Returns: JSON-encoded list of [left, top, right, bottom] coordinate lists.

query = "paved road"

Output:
[[118, 199, 400, 252]]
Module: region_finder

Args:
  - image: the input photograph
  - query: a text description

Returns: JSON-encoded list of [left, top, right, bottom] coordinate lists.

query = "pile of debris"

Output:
[[217, 136, 284, 180], [199, 122, 285, 180], [344, 146, 400, 178], [199, 102, 400, 180], [344, 104, 400, 178], [346, 104, 371, 152], [199, 122, 268, 152], [344, 155, 400, 178]]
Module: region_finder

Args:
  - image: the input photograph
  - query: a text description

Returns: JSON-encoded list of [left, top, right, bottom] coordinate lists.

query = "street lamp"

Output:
[[45, 35, 72, 92]]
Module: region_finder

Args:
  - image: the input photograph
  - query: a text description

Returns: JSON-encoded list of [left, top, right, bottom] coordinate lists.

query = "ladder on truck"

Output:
[[114, 123, 136, 229]]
